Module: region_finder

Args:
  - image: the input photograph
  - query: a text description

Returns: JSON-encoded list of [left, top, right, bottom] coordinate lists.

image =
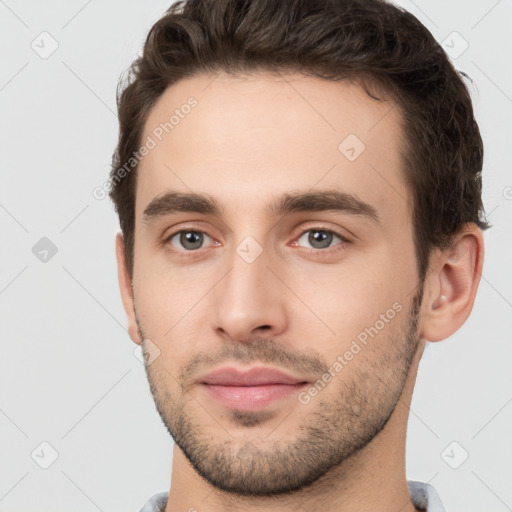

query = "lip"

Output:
[[197, 366, 310, 411], [202, 383, 308, 410], [198, 365, 308, 386]]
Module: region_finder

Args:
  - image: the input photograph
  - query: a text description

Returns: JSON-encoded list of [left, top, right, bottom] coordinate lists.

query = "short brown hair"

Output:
[[109, 0, 490, 281]]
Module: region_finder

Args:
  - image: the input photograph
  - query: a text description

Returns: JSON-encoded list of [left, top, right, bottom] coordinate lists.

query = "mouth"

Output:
[[197, 365, 310, 411], [201, 382, 309, 410]]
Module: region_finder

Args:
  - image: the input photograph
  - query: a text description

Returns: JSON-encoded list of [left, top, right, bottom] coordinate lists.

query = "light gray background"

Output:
[[1, 1, 511, 511]]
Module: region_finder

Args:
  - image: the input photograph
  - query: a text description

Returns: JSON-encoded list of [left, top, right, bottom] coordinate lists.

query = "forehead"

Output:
[[136, 72, 409, 223]]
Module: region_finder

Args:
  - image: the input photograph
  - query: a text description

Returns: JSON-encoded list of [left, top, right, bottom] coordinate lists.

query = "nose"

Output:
[[210, 245, 288, 343]]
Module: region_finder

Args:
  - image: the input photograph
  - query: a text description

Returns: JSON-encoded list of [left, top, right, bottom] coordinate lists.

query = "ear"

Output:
[[115, 232, 142, 345], [420, 224, 485, 342]]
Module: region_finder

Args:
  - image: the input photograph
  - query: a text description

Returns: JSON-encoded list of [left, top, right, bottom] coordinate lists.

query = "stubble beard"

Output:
[[137, 283, 423, 497]]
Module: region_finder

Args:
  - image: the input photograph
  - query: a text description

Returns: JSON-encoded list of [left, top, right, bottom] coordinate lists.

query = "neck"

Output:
[[165, 342, 425, 512]]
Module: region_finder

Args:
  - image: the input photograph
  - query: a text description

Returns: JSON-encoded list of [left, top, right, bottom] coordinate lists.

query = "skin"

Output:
[[115, 72, 484, 512]]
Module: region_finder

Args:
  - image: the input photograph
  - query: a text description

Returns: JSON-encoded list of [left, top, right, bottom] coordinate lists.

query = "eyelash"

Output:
[[163, 226, 350, 257]]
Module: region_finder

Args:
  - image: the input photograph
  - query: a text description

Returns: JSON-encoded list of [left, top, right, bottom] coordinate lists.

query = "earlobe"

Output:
[[115, 232, 142, 345], [420, 225, 484, 342]]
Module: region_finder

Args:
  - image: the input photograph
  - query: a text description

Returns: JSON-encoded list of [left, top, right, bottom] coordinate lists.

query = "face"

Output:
[[128, 72, 424, 495]]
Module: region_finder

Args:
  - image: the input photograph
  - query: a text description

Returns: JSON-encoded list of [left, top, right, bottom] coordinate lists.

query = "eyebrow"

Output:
[[142, 190, 380, 225]]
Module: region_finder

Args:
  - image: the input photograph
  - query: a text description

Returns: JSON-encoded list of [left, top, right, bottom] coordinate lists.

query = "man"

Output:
[[109, 0, 489, 510]]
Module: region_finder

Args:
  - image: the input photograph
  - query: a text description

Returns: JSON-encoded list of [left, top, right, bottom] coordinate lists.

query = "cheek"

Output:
[[134, 270, 201, 340], [291, 258, 406, 348], [134, 260, 226, 371]]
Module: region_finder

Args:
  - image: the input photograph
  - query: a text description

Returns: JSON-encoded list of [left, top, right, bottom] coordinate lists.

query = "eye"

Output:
[[163, 226, 349, 256], [167, 230, 214, 251], [295, 228, 349, 251]]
